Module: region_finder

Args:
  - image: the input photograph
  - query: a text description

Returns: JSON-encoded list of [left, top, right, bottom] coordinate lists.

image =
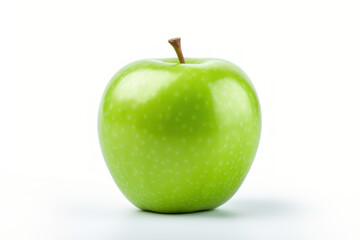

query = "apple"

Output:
[[98, 38, 261, 213]]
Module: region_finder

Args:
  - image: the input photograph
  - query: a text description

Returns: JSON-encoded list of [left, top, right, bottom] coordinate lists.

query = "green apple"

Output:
[[98, 38, 261, 213]]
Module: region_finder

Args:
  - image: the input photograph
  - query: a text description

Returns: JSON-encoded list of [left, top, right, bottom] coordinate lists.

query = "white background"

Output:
[[1, 0, 360, 239]]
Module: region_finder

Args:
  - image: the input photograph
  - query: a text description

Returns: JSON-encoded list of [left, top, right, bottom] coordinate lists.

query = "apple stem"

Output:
[[168, 37, 185, 64]]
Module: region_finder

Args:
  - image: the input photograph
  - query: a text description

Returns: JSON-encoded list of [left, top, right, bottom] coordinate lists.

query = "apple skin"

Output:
[[98, 58, 261, 213]]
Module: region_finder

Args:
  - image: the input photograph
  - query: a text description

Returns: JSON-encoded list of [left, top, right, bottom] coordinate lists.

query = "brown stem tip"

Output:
[[168, 37, 185, 64]]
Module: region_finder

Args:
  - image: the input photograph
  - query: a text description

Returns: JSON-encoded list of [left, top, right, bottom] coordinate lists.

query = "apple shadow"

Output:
[[119, 197, 305, 240], [64, 197, 305, 240], [128, 196, 303, 218]]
